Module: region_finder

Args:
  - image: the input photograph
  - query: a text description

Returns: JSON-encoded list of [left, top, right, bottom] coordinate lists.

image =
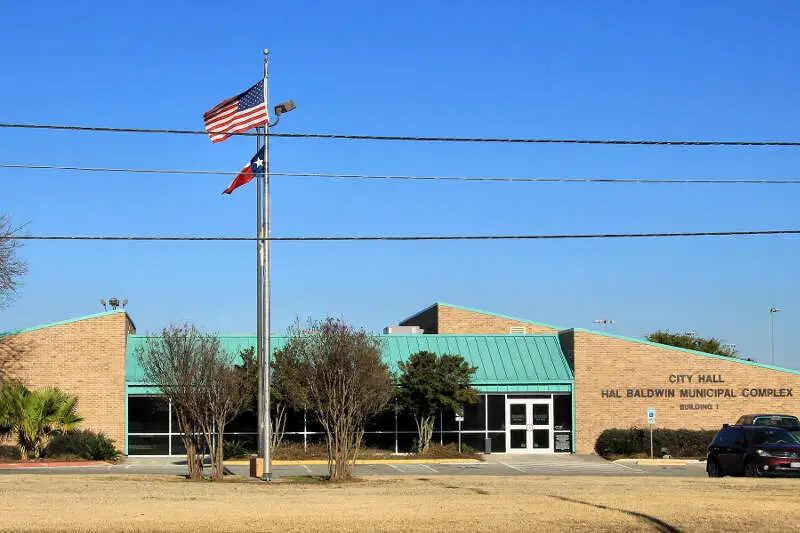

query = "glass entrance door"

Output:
[[505, 399, 553, 453]]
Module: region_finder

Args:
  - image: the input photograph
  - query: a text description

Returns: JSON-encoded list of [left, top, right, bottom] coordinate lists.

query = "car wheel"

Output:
[[707, 458, 723, 478], [744, 461, 762, 478]]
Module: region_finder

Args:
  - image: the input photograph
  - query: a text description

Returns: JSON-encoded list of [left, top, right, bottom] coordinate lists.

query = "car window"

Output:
[[753, 416, 800, 431], [736, 416, 752, 425], [747, 428, 800, 445]]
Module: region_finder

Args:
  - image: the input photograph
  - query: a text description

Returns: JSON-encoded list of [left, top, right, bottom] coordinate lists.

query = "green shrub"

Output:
[[595, 427, 718, 458], [222, 439, 252, 460], [46, 430, 121, 461]]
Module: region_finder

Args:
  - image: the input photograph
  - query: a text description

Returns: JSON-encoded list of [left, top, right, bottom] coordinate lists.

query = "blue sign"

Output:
[[647, 407, 656, 425]]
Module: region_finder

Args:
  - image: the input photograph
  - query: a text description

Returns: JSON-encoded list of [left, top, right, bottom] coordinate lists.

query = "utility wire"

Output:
[[1, 163, 799, 185], [14, 229, 800, 242], [0, 122, 798, 147]]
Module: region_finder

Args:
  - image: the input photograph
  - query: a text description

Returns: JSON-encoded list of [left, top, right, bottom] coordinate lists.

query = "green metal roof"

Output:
[[126, 333, 573, 389], [0, 309, 132, 338]]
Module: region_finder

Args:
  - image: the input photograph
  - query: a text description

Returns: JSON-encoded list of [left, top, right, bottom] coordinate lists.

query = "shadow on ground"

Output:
[[548, 495, 682, 533]]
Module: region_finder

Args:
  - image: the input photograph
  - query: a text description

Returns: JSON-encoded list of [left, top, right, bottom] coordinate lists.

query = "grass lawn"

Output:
[[0, 474, 798, 532]]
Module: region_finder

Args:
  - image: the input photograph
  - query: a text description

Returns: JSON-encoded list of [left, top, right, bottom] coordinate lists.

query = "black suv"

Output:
[[707, 424, 800, 477]]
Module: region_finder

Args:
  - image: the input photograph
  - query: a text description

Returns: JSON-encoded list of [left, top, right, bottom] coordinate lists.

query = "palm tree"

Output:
[[0, 383, 82, 460]]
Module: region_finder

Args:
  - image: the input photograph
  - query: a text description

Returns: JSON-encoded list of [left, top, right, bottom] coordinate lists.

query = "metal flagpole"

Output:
[[255, 123, 265, 474], [261, 49, 273, 481]]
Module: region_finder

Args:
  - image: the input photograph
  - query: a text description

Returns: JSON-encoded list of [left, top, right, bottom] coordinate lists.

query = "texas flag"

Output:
[[223, 146, 265, 194]]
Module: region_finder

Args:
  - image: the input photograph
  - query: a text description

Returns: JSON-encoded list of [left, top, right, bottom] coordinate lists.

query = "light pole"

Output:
[[257, 49, 296, 482], [770, 306, 781, 366], [594, 319, 615, 331]]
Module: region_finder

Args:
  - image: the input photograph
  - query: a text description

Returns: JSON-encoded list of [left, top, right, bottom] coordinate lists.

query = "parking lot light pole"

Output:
[[770, 306, 781, 365]]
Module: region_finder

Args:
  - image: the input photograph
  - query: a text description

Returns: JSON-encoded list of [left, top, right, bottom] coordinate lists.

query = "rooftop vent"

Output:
[[383, 325, 424, 335]]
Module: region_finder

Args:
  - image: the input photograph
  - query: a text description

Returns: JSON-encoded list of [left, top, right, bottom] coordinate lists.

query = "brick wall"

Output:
[[437, 305, 558, 334], [573, 330, 800, 454], [0, 312, 133, 451]]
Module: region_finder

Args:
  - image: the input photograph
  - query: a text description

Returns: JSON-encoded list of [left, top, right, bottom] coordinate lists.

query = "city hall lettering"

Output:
[[600, 374, 793, 403]]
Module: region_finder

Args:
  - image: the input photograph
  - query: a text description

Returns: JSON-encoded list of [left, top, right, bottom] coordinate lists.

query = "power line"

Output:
[[0, 122, 798, 147], [1, 163, 799, 185], [14, 229, 800, 242]]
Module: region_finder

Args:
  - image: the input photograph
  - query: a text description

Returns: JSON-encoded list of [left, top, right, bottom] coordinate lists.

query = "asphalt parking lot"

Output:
[[0, 454, 710, 478]]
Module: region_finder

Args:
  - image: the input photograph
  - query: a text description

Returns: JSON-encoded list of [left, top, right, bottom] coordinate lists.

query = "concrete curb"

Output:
[[225, 458, 482, 466], [615, 458, 703, 466], [0, 461, 110, 469]]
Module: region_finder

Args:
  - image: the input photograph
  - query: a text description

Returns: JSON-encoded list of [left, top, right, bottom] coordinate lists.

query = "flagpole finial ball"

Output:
[[263, 49, 270, 56]]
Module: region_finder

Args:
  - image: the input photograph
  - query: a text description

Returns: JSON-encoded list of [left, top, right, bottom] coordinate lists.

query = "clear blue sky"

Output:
[[2, 1, 799, 369]]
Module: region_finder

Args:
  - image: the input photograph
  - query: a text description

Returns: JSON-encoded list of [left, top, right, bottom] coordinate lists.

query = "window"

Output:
[[486, 395, 506, 431], [128, 396, 169, 434], [747, 428, 799, 445], [553, 395, 572, 431], [753, 416, 800, 432]]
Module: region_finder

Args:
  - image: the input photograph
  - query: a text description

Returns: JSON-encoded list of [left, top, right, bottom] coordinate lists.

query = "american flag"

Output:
[[203, 80, 268, 143]]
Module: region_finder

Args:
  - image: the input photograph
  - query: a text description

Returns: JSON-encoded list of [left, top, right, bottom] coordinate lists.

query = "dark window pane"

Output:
[[128, 396, 169, 434], [461, 397, 485, 431], [171, 436, 186, 456], [532, 404, 549, 426], [223, 434, 257, 454], [460, 433, 486, 452], [441, 409, 458, 431], [283, 408, 306, 433], [397, 411, 417, 432], [488, 432, 506, 453], [366, 409, 396, 432], [305, 414, 325, 433], [487, 395, 505, 431], [509, 429, 527, 449], [553, 395, 572, 431], [362, 432, 394, 451], [170, 436, 209, 456], [397, 432, 415, 453], [226, 410, 257, 433], [128, 435, 169, 455], [532, 430, 549, 449], [509, 404, 526, 426]]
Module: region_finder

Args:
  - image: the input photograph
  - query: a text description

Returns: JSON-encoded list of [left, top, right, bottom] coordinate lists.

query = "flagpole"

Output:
[[255, 123, 265, 476], [260, 49, 272, 482]]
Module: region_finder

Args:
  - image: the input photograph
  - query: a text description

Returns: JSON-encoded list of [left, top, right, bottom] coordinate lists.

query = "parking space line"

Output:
[[422, 464, 438, 473], [500, 462, 526, 473], [611, 462, 644, 472], [302, 465, 313, 473]]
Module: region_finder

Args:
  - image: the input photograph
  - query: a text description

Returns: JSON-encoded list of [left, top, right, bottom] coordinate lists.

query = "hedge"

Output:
[[46, 430, 121, 461], [595, 428, 718, 458]]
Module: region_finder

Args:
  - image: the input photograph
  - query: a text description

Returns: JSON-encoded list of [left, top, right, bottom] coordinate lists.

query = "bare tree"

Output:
[[136, 324, 249, 481], [239, 346, 288, 452], [0, 214, 27, 308], [274, 318, 393, 481]]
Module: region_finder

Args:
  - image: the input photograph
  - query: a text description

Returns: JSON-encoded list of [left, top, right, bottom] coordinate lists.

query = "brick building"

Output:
[[2, 302, 798, 455]]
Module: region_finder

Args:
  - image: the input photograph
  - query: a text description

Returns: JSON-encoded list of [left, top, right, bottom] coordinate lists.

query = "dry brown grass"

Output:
[[0, 474, 798, 532]]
